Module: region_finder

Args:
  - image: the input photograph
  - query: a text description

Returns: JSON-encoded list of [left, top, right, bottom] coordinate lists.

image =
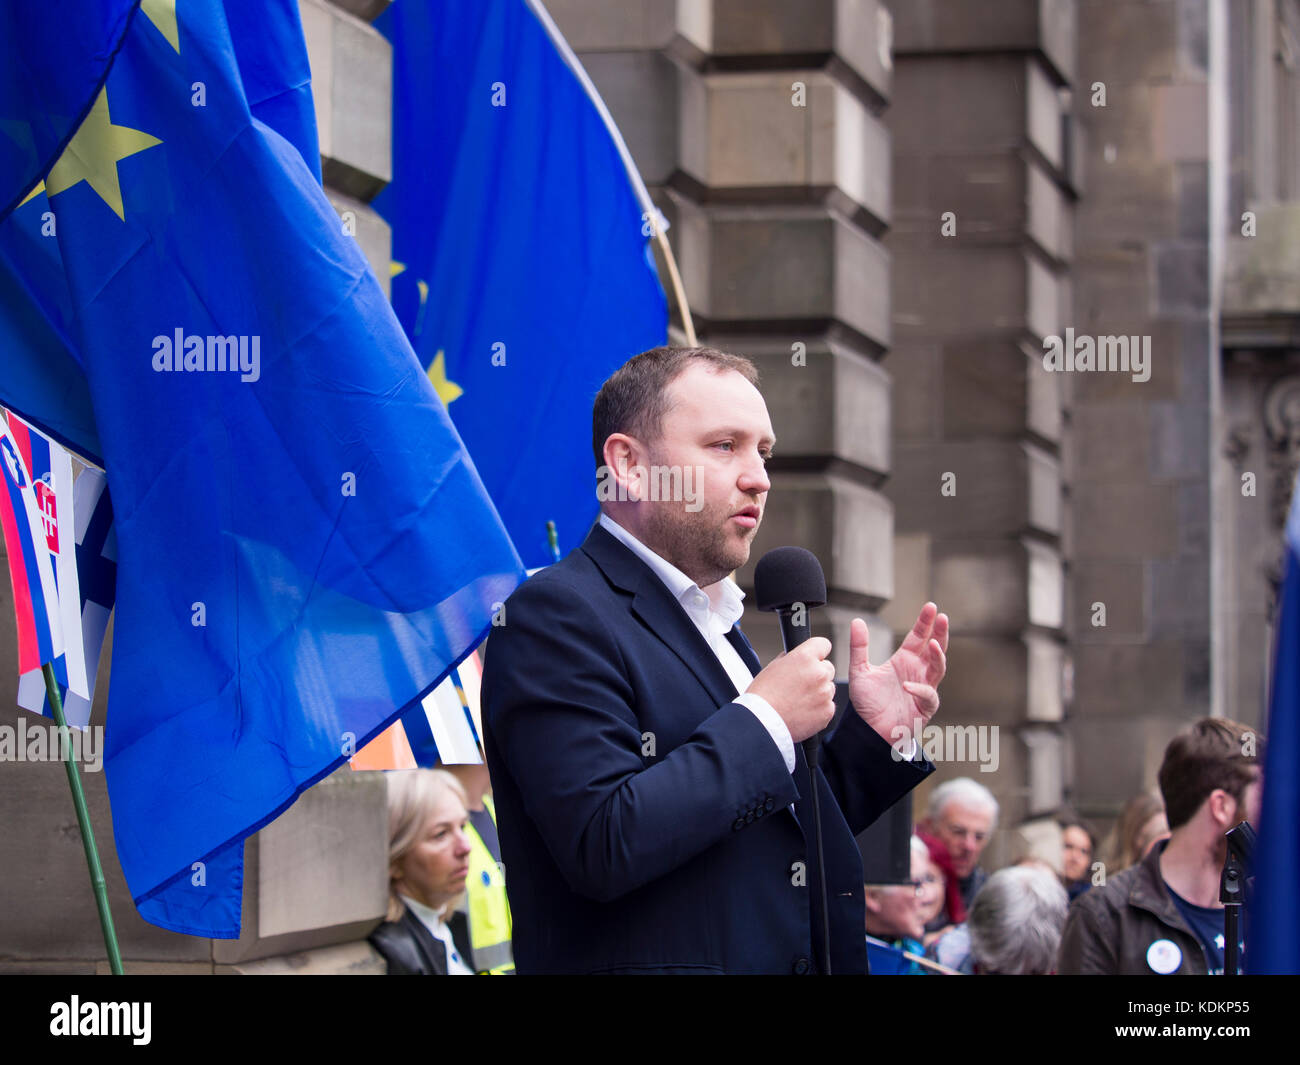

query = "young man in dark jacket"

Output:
[[1056, 718, 1263, 975]]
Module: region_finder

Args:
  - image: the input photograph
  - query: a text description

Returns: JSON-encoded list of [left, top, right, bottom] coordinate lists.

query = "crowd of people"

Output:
[[863, 715, 1261, 974], [364, 712, 1260, 975]]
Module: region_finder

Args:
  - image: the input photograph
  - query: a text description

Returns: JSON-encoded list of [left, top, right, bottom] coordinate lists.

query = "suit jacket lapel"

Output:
[[401, 907, 448, 975], [582, 523, 804, 829], [582, 523, 743, 710]]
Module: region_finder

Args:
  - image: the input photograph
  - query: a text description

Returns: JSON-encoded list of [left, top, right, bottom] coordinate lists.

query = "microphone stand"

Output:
[[802, 734, 831, 976], [1220, 822, 1255, 976], [777, 608, 834, 975], [756, 548, 835, 975]]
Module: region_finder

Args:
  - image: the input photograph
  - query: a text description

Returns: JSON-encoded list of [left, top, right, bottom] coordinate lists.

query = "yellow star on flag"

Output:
[[141, 0, 180, 52], [18, 181, 45, 208], [427, 349, 463, 407], [45, 88, 161, 221]]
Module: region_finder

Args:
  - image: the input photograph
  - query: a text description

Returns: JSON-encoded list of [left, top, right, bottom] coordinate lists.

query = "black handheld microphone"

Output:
[[753, 546, 828, 766]]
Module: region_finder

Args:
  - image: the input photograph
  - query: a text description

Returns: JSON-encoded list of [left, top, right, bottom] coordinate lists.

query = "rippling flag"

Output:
[[375, 0, 668, 568], [0, 1, 139, 219], [0, 183, 102, 463], [0, 415, 63, 675], [352, 653, 484, 770], [12, 438, 117, 733], [0, 408, 112, 730], [1251, 475, 1300, 974], [5, 0, 525, 937]]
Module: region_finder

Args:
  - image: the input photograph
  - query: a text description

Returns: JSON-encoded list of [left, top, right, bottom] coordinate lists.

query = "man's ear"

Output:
[[1207, 788, 1237, 829], [863, 889, 883, 915], [603, 434, 643, 500]]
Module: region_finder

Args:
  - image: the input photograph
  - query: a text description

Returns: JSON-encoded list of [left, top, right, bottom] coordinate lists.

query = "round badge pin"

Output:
[[1146, 939, 1182, 974]]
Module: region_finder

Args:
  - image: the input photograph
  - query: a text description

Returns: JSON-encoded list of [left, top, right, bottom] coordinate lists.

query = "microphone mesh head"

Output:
[[753, 546, 827, 612]]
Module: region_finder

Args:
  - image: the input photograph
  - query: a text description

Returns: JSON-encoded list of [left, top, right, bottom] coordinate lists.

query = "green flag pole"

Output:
[[546, 520, 561, 564], [41, 662, 124, 975]]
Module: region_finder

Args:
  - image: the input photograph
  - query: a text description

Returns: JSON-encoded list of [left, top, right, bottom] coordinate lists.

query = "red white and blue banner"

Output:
[[0, 409, 64, 674], [0, 407, 112, 730]]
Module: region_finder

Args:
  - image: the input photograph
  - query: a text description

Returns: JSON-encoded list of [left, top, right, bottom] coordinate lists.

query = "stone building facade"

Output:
[[2, 0, 1295, 971]]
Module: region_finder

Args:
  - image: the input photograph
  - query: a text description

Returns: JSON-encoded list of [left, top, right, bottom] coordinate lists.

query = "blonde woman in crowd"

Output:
[[369, 769, 475, 975]]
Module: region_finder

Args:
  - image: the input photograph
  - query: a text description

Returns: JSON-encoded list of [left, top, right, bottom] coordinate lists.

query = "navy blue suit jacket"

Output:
[[480, 521, 933, 974]]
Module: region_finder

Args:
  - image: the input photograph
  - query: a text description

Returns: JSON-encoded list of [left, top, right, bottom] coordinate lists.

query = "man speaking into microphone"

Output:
[[480, 346, 949, 974]]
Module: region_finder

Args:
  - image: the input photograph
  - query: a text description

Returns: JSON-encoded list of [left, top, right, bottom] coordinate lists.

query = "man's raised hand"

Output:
[[846, 603, 948, 747]]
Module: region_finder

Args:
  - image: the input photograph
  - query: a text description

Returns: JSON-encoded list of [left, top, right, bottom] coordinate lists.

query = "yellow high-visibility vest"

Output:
[[464, 794, 514, 974]]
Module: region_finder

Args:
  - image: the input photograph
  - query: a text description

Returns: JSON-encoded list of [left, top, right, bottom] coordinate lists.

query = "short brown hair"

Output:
[[1157, 718, 1263, 831], [591, 345, 759, 471]]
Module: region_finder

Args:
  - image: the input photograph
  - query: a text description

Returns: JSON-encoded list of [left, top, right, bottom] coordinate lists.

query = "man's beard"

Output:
[[642, 496, 754, 588]]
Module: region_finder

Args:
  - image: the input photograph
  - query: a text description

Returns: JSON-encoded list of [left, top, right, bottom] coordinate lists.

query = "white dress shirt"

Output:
[[598, 512, 797, 773], [398, 893, 475, 975], [597, 512, 919, 768]]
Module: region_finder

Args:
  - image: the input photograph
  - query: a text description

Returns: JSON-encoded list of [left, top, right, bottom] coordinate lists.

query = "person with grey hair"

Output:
[[921, 777, 1000, 923], [968, 866, 1069, 974], [928, 864, 1069, 974]]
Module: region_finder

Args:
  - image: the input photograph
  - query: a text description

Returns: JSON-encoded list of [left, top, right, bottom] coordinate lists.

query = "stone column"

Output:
[[884, 0, 1077, 860], [1068, 0, 1215, 842], [301, 0, 395, 290]]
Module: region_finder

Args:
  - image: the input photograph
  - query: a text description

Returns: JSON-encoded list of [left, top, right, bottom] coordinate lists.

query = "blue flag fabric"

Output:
[[374, 0, 668, 569], [0, 0, 320, 465], [0, 189, 102, 463], [224, 0, 320, 184], [0, 0, 139, 218], [1250, 481, 1300, 974], [6, 2, 525, 937], [864, 936, 915, 976]]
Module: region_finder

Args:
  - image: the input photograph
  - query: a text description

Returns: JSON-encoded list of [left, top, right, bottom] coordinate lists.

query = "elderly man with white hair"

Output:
[[921, 777, 999, 925]]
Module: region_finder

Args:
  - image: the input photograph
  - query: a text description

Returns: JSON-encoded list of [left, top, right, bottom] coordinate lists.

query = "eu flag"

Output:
[[0, 0, 319, 464], [5, 1, 525, 937], [1250, 476, 1300, 974], [375, 0, 668, 568], [0, 185, 102, 463], [0, 0, 138, 217]]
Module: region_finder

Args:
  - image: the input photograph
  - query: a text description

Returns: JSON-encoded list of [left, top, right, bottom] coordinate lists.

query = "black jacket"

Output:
[[481, 520, 933, 974], [369, 904, 473, 975]]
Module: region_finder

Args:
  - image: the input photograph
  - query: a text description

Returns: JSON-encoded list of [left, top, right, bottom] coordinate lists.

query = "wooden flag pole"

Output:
[[650, 221, 696, 346], [900, 948, 960, 975], [42, 662, 124, 974]]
